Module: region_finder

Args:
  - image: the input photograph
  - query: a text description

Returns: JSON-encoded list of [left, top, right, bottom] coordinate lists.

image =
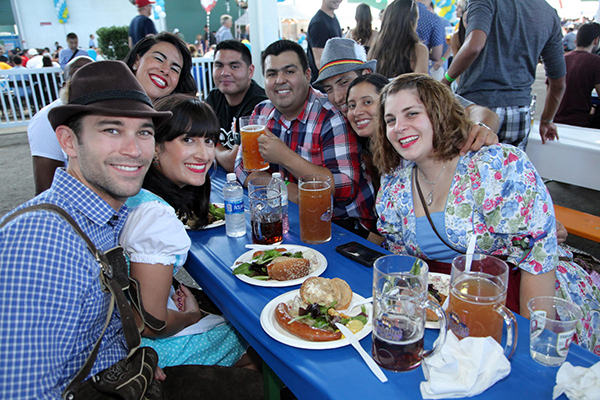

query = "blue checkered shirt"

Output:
[[0, 169, 128, 399]]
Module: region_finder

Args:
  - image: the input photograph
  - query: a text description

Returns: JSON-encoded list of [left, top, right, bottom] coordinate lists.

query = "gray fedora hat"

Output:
[[314, 38, 377, 85], [49, 60, 172, 130]]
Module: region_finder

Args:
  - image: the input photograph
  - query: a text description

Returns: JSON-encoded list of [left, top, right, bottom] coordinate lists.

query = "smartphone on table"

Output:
[[335, 241, 386, 268]]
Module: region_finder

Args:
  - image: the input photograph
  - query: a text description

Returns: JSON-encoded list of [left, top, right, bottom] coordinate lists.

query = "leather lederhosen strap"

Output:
[[0, 204, 165, 400]]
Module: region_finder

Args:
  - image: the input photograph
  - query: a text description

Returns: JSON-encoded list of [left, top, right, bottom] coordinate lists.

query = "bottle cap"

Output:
[[226, 173, 236, 181], [272, 172, 281, 179]]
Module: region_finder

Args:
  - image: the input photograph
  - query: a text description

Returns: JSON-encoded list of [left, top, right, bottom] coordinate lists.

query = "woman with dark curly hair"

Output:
[[346, 3, 379, 53], [120, 94, 253, 368], [373, 74, 600, 351], [368, 0, 428, 78], [124, 31, 197, 101]]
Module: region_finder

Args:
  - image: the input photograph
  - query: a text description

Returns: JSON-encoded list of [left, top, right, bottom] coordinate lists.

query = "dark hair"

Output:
[[261, 40, 308, 73], [144, 94, 220, 228], [42, 56, 53, 67], [124, 31, 196, 97], [346, 72, 389, 104], [352, 3, 374, 47], [576, 22, 600, 48], [13, 55, 22, 65], [372, 73, 471, 174], [368, 0, 419, 78], [216, 39, 252, 66], [66, 32, 78, 40]]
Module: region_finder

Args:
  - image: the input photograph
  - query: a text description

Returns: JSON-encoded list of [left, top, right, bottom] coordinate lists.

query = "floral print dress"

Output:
[[376, 144, 600, 355]]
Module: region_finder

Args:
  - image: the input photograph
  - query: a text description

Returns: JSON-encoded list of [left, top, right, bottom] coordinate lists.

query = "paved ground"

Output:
[[0, 128, 34, 217]]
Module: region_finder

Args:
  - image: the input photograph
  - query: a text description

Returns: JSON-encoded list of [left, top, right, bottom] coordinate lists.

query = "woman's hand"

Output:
[[172, 285, 202, 316], [432, 59, 444, 71], [154, 366, 167, 382], [556, 220, 568, 244]]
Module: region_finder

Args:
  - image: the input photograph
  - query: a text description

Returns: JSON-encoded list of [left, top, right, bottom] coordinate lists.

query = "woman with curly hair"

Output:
[[368, 0, 428, 78], [346, 3, 379, 53], [373, 73, 600, 352], [124, 31, 197, 101]]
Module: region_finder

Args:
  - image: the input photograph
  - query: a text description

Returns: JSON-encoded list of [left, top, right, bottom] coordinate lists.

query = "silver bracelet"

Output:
[[476, 121, 492, 131], [541, 118, 553, 124]]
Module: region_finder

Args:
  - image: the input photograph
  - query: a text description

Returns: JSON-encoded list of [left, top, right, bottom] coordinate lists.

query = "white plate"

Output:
[[260, 289, 373, 349], [185, 203, 226, 230], [425, 272, 450, 329], [231, 245, 327, 287]]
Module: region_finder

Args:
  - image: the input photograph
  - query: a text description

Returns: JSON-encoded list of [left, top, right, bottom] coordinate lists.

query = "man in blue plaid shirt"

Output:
[[0, 61, 171, 398], [234, 40, 376, 236]]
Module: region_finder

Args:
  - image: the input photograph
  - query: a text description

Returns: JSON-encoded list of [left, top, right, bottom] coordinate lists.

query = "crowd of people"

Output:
[[1, 0, 599, 398], [0, 31, 105, 73]]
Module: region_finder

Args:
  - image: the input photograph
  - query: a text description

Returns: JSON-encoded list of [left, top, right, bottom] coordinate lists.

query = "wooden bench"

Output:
[[554, 205, 600, 243]]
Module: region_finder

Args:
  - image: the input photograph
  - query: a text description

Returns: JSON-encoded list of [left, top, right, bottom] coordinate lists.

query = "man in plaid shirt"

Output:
[[234, 40, 376, 235]]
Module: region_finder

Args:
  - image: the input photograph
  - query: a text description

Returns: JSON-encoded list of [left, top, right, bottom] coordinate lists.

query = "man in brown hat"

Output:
[[0, 60, 171, 398]]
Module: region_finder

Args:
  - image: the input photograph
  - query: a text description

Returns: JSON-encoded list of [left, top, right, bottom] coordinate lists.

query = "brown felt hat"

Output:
[[48, 60, 172, 130]]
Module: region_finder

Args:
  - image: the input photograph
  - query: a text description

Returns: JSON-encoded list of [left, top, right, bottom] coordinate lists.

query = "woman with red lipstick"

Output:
[[124, 31, 197, 102], [120, 94, 251, 368], [371, 74, 600, 351]]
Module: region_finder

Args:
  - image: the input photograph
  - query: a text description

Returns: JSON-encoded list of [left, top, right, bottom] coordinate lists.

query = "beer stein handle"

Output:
[[495, 304, 518, 359], [422, 299, 448, 359]]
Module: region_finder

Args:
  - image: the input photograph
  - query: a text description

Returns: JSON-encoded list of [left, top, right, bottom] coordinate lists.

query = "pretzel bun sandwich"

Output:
[[267, 256, 311, 281], [274, 277, 368, 342], [233, 248, 319, 281]]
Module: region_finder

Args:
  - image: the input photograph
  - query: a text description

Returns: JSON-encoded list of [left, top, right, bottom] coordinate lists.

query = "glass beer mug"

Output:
[[372, 255, 447, 372], [446, 254, 517, 358]]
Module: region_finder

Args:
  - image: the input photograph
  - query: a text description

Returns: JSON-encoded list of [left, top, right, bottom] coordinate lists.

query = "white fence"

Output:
[[0, 57, 215, 129], [0, 67, 64, 128]]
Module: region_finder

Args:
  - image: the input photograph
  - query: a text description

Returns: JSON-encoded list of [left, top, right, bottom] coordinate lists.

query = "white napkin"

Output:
[[553, 361, 600, 400], [420, 331, 511, 399]]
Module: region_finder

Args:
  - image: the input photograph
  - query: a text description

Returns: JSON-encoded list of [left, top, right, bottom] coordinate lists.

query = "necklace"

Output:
[[418, 162, 448, 206]]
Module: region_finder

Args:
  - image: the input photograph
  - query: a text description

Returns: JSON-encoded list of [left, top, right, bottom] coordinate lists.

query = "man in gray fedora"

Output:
[[315, 37, 501, 154], [314, 38, 376, 116]]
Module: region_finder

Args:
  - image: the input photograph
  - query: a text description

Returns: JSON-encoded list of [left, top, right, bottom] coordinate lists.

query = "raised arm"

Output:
[[443, 29, 487, 85]]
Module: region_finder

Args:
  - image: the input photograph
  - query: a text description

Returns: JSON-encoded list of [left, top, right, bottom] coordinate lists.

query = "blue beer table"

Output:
[[184, 169, 599, 400]]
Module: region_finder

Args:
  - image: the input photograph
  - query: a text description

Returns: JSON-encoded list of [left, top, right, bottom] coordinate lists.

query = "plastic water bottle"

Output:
[[223, 173, 246, 237], [270, 172, 289, 234]]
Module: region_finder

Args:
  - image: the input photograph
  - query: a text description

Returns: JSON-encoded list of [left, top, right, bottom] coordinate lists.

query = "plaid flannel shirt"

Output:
[[0, 169, 128, 399], [235, 87, 375, 228]]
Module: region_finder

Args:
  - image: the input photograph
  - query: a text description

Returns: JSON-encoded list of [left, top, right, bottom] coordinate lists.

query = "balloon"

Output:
[[201, 0, 217, 13]]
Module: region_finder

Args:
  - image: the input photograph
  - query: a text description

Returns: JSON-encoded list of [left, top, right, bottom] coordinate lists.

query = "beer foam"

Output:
[[242, 125, 264, 132]]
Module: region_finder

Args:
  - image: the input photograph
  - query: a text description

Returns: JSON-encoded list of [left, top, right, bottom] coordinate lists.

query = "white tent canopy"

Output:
[[545, 0, 599, 19], [235, 3, 312, 26]]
